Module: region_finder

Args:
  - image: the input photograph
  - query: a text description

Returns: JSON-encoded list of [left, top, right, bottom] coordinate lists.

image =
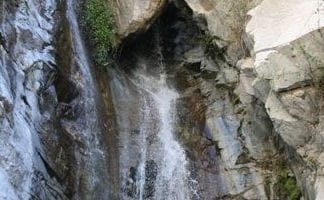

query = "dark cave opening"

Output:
[[116, 0, 204, 75]]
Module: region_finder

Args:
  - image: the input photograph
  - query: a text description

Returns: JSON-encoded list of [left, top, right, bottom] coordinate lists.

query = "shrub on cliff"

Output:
[[84, 0, 116, 66]]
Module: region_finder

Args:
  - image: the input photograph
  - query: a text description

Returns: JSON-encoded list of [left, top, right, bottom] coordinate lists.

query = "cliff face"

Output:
[[113, 0, 167, 39], [179, 0, 324, 199], [0, 0, 69, 199], [1, 0, 324, 199], [114, 0, 324, 199], [246, 1, 324, 199], [0, 0, 117, 199]]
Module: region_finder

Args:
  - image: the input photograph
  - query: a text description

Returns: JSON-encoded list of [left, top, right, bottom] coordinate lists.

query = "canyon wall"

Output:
[[115, 0, 324, 198], [1, 0, 324, 199]]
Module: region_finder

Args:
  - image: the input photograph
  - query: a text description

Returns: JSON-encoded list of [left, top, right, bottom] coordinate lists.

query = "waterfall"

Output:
[[1, 0, 199, 198], [110, 33, 199, 199], [65, 0, 110, 198], [143, 73, 192, 200]]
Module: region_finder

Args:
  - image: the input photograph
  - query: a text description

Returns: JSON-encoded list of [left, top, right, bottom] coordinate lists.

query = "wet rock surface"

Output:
[[0, 0, 117, 199], [0, 0, 68, 199], [113, 2, 288, 199], [1, 0, 324, 199]]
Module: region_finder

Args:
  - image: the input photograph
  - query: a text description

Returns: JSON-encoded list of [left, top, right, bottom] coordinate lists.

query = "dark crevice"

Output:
[[117, 1, 201, 73], [21, 95, 31, 108], [0, 32, 5, 48], [46, 0, 80, 198], [36, 151, 63, 184], [53, 0, 79, 104]]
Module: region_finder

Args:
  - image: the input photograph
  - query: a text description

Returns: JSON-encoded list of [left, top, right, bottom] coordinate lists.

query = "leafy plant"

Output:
[[274, 162, 302, 200], [84, 0, 116, 66]]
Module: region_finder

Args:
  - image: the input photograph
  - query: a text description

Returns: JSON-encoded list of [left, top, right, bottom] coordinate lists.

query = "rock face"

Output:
[[183, 0, 261, 64], [247, 1, 324, 199], [0, 0, 118, 199], [183, 0, 324, 199], [0, 0, 68, 199], [1, 0, 324, 199], [245, 1, 324, 199], [246, 0, 324, 63], [113, 0, 167, 39], [122, 3, 279, 199]]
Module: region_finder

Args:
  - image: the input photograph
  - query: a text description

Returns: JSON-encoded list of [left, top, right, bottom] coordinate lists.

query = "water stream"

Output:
[[66, 0, 110, 198], [138, 73, 192, 200], [1, 0, 303, 199], [110, 39, 199, 199], [1, 0, 199, 199]]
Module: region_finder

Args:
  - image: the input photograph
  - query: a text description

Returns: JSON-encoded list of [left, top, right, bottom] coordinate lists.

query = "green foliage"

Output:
[[274, 165, 302, 200], [84, 0, 116, 66], [284, 178, 301, 200], [278, 174, 301, 200]]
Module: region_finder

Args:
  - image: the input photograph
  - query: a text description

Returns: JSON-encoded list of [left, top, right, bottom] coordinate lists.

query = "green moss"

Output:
[[284, 177, 301, 200], [84, 0, 116, 66], [274, 165, 302, 200], [277, 175, 301, 200]]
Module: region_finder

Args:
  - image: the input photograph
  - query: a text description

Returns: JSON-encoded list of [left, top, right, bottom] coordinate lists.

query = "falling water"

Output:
[[135, 66, 194, 200], [66, 0, 110, 198], [110, 34, 199, 199], [136, 96, 150, 200]]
